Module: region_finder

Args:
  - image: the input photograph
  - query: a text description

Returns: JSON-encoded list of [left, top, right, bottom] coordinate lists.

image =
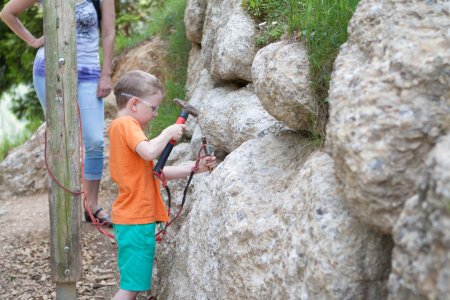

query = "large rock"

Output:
[[388, 134, 450, 300], [252, 41, 316, 130], [110, 37, 168, 85], [106, 38, 168, 107], [185, 44, 205, 100], [0, 124, 47, 200], [198, 84, 286, 153], [210, 11, 257, 82], [184, 0, 208, 44], [153, 134, 392, 299], [0, 119, 116, 204], [186, 68, 215, 138], [201, 0, 257, 82], [326, 0, 450, 233]]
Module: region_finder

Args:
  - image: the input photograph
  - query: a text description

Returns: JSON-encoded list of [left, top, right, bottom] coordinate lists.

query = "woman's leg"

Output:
[[32, 74, 47, 114], [77, 81, 107, 220]]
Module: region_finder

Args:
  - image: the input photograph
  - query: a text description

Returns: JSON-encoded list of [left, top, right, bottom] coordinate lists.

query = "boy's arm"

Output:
[[135, 124, 186, 161], [162, 156, 217, 180]]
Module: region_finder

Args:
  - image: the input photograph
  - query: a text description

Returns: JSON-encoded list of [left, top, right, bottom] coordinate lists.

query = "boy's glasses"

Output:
[[121, 93, 160, 114]]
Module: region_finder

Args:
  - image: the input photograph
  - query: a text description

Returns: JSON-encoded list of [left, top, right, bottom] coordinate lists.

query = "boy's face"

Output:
[[130, 91, 163, 127]]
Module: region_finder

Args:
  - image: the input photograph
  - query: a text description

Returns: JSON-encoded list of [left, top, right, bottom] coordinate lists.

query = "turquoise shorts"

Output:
[[113, 223, 157, 291]]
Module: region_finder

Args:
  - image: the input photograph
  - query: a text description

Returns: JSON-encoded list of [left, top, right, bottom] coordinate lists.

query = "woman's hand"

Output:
[[29, 35, 44, 48], [97, 74, 111, 98]]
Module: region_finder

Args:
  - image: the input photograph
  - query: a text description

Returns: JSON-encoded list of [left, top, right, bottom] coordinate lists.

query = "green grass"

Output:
[[243, 0, 360, 142], [243, 0, 289, 46], [147, 0, 191, 138], [115, 0, 191, 138], [0, 111, 42, 161]]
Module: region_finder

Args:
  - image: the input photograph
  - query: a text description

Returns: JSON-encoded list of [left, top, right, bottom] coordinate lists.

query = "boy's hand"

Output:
[[164, 124, 186, 141], [196, 155, 217, 173]]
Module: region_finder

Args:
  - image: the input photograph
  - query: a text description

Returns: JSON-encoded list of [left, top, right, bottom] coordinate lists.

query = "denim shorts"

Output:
[[113, 223, 157, 291], [33, 74, 104, 180]]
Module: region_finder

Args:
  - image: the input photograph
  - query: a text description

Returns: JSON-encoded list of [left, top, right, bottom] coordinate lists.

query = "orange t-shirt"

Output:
[[108, 116, 169, 224]]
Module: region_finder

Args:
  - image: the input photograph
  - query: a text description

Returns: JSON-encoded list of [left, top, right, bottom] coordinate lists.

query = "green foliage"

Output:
[[243, 0, 289, 46], [0, 129, 33, 161], [114, 0, 165, 53], [243, 0, 360, 143], [145, 0, 191, 138], [10, 86, 44, 121], [446, 198, 450, 214], [0, 0, 42, 93], [291, 0, 360, 103], [0, 0, 167, 121], [115, 0, 164, 34], [1, 0, 189, 146], [116, 0, 190, 138], [0, 0, 43, 122], [292, 0, 360, 141]]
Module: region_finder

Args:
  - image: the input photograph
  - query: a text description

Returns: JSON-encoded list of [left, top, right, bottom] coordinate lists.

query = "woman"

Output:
[[1, 0, 115, 226]]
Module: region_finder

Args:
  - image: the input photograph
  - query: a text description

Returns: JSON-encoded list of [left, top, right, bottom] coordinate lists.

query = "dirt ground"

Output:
[[0, 192, 153, 300]]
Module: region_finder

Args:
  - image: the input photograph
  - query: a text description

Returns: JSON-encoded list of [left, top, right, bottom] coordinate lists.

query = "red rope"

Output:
[[44, 103, 209, 243], [155, 144, 208, 243], [44, 104, 114, 239]]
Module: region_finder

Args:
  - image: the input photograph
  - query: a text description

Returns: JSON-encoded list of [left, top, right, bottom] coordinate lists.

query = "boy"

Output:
[[109, 70, 216, 300]]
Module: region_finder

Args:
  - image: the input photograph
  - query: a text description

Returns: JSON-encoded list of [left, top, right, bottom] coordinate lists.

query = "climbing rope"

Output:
[[44, 103, 208, 242], [154, 144, 207, 243], [44, 104, 114, 239]]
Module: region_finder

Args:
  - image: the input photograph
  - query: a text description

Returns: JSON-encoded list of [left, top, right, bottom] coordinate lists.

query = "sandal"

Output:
[[85, 208, 112, 228]]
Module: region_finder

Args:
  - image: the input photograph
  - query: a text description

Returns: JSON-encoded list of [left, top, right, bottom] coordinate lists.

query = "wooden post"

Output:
[[43, 0, 81, 298]]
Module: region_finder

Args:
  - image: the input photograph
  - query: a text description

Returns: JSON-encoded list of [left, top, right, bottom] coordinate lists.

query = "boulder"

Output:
[[201, 0, 257, 82], [110, 37, 168, 85], [198, 84, 286, 153], [388, 134, 450, 299], [326, 0, 450, 233], [210, 11, 257, 82], [153, 133, 392, 299], [185, 44, 204, 100], [252, 41, 316, 130], [184, 0, 208, 44], [0, 123, 47, 200], [106, 38, 168, 107], [186, 68, 215, 139]]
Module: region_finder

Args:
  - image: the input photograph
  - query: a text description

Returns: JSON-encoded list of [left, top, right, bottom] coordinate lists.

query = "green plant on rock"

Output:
[[243, 0, 289, 46], [446, 198, 450, 214], [243, 0, 360, 143]]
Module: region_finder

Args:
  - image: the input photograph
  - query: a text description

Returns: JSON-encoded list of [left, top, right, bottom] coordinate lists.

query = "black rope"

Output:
[[156, 170, 196, 241]]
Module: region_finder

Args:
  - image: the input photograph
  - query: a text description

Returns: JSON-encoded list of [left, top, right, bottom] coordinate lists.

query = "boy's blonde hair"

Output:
[[114, 70, 163, 109]]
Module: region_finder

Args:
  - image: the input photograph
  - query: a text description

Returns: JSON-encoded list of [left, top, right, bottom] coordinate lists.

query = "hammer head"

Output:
[[174, 98, 199, 118]]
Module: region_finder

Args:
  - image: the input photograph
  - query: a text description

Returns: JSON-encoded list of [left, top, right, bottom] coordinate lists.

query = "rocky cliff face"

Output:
[[1, 0, 448, 299], [325, 1, 450, 298]]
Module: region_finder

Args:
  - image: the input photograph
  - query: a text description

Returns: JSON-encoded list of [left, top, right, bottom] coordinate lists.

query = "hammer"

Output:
[[153, 99, 199, 176]]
